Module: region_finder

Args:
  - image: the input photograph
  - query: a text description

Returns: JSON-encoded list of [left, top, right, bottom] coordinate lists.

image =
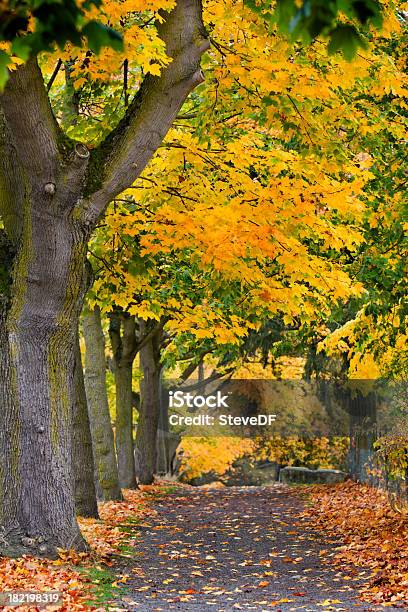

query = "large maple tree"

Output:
[[0, 0, 209, 557]]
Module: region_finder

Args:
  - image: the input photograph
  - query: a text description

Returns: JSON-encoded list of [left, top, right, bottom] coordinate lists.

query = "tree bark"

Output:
[[83, 307, 122, 501], [109, 312, 138, 489], [135, 321, 163, 485], [156, 391, 181, 476], [73, 335, 99, 518], [0, 209, 90, 557]]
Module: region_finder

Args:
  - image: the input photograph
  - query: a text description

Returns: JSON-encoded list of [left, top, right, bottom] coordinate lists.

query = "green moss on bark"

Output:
[[49, 238, 87, 450], [0, 230, 15, 302]]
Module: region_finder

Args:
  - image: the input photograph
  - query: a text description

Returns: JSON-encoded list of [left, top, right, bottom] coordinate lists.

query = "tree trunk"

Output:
[[156, 379, 181, 476], [156, 377, 168, 475], [110, 312, 137, 489], [83, 307, 122, 501], [73, 334, 99, 518], [135, 321, 163, 485], [0, 216, 90, 557], [348, 390, 378, 485], [115, 362, 137, 488]]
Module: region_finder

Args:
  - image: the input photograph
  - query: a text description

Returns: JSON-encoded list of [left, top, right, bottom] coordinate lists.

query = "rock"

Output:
[[187, 471, 220, 486], [222, 459, 280, 486], [279, 466, 348, 485], [249, 462, 280, 485]]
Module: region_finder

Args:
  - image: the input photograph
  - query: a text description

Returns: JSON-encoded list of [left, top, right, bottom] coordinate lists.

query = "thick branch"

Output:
[[81, 0, 209, 225], [109, 312, 123, 364], [109, 311, 138, 368], [178, 368, 234, 392], [178, 350, 210, 383], [135, 317, 166, 355], [121, 314, 138, 364], [0, 58, 60, 182]]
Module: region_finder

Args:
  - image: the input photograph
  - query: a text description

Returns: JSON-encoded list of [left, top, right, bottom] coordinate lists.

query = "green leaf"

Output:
[[11, 37, 32, 61], [83, 21, 123, 55], [0, 51, 10, 91], [328, 24, 368, 61]]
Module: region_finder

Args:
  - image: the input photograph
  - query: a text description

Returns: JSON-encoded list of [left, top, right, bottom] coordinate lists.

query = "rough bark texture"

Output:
[[135, 321, 163, 485], [83, 307, 122, 502], [110, 312, 137, 489], [0, 0, 207, 557], [73, 335, 99, 518], [0, 203, 90, 556]]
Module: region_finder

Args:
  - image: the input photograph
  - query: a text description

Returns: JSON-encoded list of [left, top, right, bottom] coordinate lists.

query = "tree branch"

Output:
[[108, 312, 122, 364], [47, 59, 63, 92], [134, 318, 165, 355], [121, 314, 138, 364], [0, 58, 61, 183], [81, 0, 209, 225], [178, 350, 211, 383], [177, 369, 234, 392]]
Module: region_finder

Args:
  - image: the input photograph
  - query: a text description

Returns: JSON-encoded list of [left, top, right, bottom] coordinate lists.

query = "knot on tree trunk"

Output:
[[44, 182, 56, 195]]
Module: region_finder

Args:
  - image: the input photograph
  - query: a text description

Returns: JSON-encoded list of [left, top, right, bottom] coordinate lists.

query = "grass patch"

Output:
[[142, 484, 179, 499], [80, 564, 126, 608]]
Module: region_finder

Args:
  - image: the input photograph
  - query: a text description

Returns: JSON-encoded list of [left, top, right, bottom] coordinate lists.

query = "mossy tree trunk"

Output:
[[83, 306, 122, 501], [0, 151, 91, 557], [135, 320, 163, 485], [0, 1, 208, 558], [0, 205, 91, 556], [73, 334, 99, 518], [109, 311, 138, 489], [0, 59, 92, 555]]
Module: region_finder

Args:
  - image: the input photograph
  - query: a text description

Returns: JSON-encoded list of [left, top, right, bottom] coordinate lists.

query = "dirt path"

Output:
[[116, 485, 403, 611]]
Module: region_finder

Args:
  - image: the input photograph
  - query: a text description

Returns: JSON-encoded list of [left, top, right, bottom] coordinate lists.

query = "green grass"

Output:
[[80, 565, 127, 609], [142, 484, 179, 499]]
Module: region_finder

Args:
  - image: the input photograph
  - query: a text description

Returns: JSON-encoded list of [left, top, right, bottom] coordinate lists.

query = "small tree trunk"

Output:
[[156, 380, 181, 475], [347, 390, 377, 484], [83, 307, 122, 502], [135, 321, 162, 485], [115, 362, 137, 488], [73, 335, 99, 518], [110, 312, 137, 489], [156, 379, 168, 475]]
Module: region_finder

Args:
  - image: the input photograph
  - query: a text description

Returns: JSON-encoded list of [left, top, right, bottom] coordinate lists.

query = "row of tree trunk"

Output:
[[73, 306, 166, 519]]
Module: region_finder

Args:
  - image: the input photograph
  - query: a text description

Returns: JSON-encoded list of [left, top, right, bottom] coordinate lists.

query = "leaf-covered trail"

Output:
[[117, 485, 402, 611]]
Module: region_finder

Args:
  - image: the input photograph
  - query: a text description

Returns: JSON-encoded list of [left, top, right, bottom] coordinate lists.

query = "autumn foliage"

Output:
[[179, 436, 349, 481], [0, 485, 163, 611], [301, 481, 408, 606]]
